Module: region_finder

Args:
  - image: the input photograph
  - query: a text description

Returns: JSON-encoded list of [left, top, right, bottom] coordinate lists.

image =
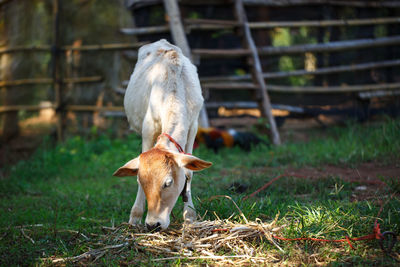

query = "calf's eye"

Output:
[[163, 179, 173, 189]]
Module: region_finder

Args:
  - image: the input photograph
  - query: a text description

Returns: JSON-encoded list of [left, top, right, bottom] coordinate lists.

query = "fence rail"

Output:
[[200, 59, 400, 82], [191, 35, 400, 58], [0, 105, 124, 113], [0, 42, 147, 55], [121, 17, 400, 36], [0, 76, 103, 87], [202, 82, 400, 93]]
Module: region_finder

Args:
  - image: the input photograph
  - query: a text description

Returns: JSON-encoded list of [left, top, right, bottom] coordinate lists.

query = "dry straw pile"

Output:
[[49, 217, 284, 265], [48, 196, 287, 265]]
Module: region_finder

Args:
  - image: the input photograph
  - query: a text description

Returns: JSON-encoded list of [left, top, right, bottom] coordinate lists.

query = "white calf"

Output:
[[113, 39, 212, 230]]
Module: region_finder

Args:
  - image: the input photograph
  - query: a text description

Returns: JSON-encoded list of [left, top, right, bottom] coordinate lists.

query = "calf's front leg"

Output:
[[129, 183, 146, 225], [129, 122, 158, 225]]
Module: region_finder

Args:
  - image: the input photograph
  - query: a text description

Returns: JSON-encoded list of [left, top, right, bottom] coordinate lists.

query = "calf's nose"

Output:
[[146, 222, 161, 232]]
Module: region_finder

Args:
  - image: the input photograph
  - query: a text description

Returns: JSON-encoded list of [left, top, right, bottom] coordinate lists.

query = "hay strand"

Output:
[[48, 217, 282, 265]]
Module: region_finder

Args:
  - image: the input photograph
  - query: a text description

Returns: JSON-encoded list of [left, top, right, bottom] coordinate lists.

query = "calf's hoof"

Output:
[[183, 208, 196, 223], [129, 216, 142, 226]]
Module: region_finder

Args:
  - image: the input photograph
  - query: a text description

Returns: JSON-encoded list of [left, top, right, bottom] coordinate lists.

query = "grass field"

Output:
[[1, 118, 399, 266]]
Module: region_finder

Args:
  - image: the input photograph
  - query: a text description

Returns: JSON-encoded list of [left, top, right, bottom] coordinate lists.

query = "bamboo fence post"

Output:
[[234, 0, 281, 145], [163, 0, 210, 128], [163, 0, 191, 60], [52, 0, 63, 141]]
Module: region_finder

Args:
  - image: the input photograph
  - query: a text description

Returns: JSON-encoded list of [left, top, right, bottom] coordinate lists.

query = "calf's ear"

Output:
[[113, 157, 140, 177], [174, 153, 212, 171]]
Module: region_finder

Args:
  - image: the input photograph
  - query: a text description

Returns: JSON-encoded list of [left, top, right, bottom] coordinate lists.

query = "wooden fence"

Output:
[[1, 0, 400, 140], [124, 0, 400, 125]]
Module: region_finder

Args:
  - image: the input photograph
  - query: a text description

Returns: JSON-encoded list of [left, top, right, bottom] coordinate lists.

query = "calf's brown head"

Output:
[[113, 146, 212, 230]]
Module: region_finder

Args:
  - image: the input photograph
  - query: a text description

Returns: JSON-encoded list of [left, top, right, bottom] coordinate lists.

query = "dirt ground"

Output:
[[285, 162, 400, 201], [286, 162, 400, 181], [0, 111, 56, 174]]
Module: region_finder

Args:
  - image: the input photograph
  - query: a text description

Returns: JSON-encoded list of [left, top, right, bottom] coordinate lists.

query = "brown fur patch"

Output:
[[156, 48, 166, 56], [156, 48, 179, 65], [138, 148, 177, 211], [166, 50, 179, 65]]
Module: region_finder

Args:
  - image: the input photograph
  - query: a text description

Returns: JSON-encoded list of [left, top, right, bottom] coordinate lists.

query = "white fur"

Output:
[[124, 39, 204, 228]]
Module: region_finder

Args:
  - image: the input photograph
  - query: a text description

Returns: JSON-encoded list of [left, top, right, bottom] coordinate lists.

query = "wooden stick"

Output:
[[62, 76, 102, 83], [51, 242, 129, 263], [202, 82, 400, 93], [266, 82, 400, 93], [185, 17, 400, 30], [0, 78, 52, 87], [200, 59, 400, 82], [186, 24, 234, 31], [192, 48, 251, 57], [64, 105, 124, 112], [243, 0, 400, 8], [184, 18, 239, 31], [20, 229, 35, 244], [61, 42, 147, 51], [129, 0, 400, 8], [0, 45, 52, 54], [0, 76, 102, 87], [0, 105, 124, 113], [185, 18, 239, 26], [123, 17, 400, 35], [206, 102, 304, 113], [262, 59, 400, 79], [235, 0, 281, 145], [120, 25, 170, 35], [193, 36, 400, 58], [210, 117, 259, 127], [358, 89, 400, 99], [205, 101, 259, 109], [249, 17, 400, 29], [0, 105, 56, 113], [0, 43, 147, 54], [202, 82, 257, 89], [258, 35, 400, 56]]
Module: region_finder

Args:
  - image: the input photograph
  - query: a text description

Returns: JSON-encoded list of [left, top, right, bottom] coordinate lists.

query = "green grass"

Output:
[[1, 118, 399, 266]]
